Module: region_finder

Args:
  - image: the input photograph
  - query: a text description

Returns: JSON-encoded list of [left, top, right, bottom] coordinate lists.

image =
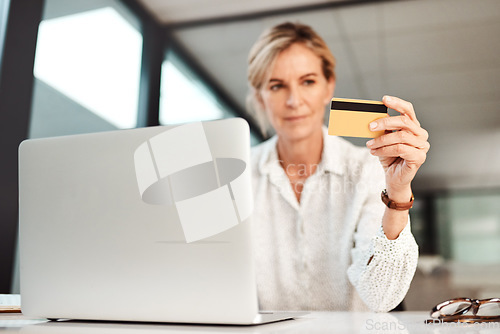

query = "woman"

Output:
[[247, 22, 429, 312]]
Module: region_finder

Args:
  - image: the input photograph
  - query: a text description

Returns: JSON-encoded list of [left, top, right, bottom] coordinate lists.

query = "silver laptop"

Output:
[[19, 118, 305, 325]]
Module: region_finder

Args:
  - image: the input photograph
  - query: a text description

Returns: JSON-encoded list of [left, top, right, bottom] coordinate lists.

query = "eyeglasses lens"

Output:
[[439, 302, 471, 316], [477, 301, 500, 316]]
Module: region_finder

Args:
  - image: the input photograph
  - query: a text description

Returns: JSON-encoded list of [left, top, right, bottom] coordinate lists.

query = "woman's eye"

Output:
[[270, 84, 283, 91], [303, 80, 315, 86]]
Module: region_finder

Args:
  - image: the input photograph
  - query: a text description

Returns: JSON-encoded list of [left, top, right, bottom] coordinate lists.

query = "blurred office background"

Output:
[[1, 0, 499, 310]]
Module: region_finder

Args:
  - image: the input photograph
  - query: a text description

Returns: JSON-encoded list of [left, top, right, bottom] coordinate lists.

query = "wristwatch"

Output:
[[381, 189, 414, 211]]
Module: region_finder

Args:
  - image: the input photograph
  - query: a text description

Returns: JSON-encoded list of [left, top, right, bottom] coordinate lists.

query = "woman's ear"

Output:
[[255, 90, 266, 110], [325, 77, 336, 104]]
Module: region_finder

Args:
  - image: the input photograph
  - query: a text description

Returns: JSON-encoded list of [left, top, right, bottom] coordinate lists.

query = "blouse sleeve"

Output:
[[346, 156, 419, 312]]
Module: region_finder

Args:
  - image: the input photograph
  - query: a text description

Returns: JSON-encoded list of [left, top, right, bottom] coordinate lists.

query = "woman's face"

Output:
[[259, 43, 335, 142]]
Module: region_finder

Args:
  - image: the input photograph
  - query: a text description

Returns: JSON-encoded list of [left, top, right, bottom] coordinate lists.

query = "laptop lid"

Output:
[[19, 118, 260, 324]]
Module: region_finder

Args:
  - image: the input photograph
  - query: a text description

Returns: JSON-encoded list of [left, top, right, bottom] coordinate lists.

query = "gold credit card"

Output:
[[328, 98, 388, 138]]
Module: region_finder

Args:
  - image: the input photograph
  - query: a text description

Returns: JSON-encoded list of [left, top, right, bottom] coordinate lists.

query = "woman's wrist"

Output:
[[382, 184, 412, 239], [385, 184, 413, 204]]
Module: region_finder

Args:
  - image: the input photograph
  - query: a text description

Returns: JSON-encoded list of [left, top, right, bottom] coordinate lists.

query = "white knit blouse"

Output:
[[250, 127, 419, 312]]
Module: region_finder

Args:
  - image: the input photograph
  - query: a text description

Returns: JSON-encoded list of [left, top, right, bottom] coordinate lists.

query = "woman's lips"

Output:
[[284, 115, 308, 122]]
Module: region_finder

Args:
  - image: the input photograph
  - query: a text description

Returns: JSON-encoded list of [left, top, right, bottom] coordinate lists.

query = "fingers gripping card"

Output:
[[328, 98, 388, 138]]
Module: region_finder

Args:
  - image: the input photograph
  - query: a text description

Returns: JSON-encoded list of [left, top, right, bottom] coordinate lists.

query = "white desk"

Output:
[[2, 312, 499, 333]]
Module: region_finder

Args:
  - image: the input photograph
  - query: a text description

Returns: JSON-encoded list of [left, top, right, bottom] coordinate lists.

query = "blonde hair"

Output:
[[247, 22, 336, 136]]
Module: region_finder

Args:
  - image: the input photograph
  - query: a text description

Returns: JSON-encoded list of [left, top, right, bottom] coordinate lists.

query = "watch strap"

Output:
[[381, 189, 414, 211]]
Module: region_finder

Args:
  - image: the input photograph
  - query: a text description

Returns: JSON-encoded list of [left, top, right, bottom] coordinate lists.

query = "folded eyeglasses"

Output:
[[427, 298, 500, 323]]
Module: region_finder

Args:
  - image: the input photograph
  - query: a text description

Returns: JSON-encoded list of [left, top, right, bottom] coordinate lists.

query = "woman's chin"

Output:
[[279, 123, 320, 142]]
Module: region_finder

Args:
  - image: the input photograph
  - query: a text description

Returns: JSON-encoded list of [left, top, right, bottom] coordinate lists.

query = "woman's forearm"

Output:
[[381, 185, 413, 240]]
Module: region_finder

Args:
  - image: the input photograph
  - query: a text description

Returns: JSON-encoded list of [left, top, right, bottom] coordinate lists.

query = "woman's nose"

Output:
[[286, 86, 303, 108]]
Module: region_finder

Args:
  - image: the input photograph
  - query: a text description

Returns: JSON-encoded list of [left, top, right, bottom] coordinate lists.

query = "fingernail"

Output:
[[366, 139, 374, 147], [383, 95, 391, 103], [369, 122, 378, 130]]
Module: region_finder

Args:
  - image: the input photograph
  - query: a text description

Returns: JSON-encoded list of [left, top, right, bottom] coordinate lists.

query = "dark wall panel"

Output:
[[0, 0, 44, 293]]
